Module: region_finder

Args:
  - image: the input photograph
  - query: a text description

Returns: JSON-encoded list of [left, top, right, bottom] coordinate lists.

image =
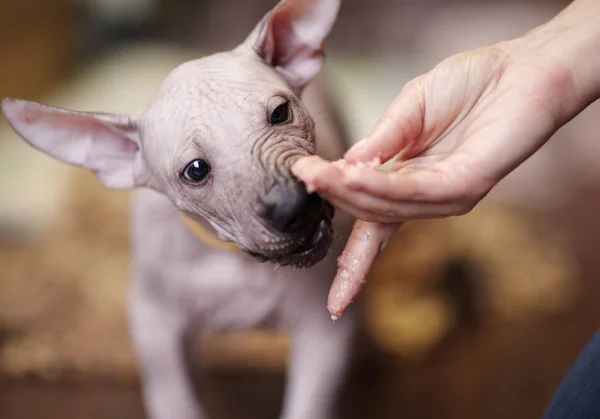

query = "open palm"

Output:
[[293, 42, 571, 223]]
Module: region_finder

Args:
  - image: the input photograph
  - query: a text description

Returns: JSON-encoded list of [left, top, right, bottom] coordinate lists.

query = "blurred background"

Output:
[[3, 0, 600, 418]]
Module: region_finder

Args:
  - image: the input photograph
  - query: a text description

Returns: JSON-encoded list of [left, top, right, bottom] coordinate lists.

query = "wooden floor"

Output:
[[1, 315, 598, 419]]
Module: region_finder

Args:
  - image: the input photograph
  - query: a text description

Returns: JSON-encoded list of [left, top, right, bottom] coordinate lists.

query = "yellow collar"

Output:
[[180, 214, 241, 253]]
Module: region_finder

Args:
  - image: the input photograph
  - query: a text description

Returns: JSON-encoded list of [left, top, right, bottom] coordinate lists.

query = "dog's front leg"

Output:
[[280, 310, 356, 419], [130, 284, 206, 419]]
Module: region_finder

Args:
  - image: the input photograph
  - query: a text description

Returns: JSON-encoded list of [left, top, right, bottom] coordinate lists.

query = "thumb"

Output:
[[345, 78, 425, 164]]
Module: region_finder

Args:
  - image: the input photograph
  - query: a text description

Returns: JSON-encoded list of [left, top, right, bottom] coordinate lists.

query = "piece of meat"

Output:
[[328, 220, 401, 320], [293, 155, 397, 319]]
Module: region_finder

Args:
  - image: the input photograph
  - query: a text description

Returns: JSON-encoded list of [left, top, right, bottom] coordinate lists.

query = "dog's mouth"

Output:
[[248, 202, 335, 268], [281, 217, 333, 267]]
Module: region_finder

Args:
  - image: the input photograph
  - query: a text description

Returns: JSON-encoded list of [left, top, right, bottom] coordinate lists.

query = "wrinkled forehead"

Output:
[[136, 54, 298, 184], [140, 52, 289, 148]]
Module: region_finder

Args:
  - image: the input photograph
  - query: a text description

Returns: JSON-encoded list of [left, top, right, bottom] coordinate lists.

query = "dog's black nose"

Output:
[[260, 179, 321, 233]]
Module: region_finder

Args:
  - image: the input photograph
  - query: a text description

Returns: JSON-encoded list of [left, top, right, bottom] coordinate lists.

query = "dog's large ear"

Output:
[[2, 98, 141, 190], [241, 0, 341, 92]]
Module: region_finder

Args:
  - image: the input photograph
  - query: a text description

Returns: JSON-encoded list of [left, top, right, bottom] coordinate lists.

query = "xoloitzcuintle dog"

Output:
[[1, 1, 357, 418]]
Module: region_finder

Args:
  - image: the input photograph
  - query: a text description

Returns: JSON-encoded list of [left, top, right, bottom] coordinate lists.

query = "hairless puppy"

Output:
[[1, 1, 364, 418]]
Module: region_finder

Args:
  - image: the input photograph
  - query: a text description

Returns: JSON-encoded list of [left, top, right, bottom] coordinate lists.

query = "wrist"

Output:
[[518, 0, 600, 116]]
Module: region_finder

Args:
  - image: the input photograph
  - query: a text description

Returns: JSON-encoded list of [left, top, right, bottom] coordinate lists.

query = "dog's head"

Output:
[[2, 0, 340, 268]]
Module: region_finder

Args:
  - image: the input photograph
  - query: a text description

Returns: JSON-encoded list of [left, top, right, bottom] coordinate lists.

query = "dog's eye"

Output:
[[182, 159, 210, 183], [270, 102, 290, 125]]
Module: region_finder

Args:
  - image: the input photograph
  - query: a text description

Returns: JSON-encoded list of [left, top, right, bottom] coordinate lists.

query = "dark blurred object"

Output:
[[0, 0, 77, 100], [74, 0, 164, 61]]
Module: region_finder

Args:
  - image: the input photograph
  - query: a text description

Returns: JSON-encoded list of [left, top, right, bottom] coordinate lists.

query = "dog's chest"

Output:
[[152, 248, 290, 331], [192, 254, 290, 330]]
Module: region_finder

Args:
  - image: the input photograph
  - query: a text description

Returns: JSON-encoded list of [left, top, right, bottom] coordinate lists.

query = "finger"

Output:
[[317, 191, 401, 223], [345, 78, 425, 164], [292, 156, 374, 202], [292, 156, 391, 222], [320, 188, 468, 222], [293, 157, 406, 222], [291, 155, 343, 194], [342, 162, 469, 203], [328, 221, 401, 319], [294, 155, 391, 201], [296, 156, 459, 204], [294, 156, 467, 220], [293, 155, 472, 220]]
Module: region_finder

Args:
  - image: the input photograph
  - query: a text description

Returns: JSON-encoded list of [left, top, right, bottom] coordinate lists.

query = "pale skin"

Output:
[[292, 0, 600, 319]]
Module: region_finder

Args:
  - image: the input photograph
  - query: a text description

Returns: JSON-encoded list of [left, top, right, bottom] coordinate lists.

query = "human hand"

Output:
[[297, 40, 576, 319], [293, 0, 600, 319], [294, 42, 576, 223]]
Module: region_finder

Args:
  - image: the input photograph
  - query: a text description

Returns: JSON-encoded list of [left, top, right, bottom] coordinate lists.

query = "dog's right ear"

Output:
[[2, 98, 142, 190]]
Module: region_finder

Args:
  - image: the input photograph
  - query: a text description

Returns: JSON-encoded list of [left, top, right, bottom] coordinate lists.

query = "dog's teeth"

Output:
[[312, 229, 323, 245]]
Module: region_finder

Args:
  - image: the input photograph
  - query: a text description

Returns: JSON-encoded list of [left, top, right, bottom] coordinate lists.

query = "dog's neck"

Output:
[[179, 214, 241, 253]]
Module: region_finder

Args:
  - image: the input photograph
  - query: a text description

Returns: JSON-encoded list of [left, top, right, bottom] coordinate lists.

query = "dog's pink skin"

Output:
[[1, 1, 356, 419]]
